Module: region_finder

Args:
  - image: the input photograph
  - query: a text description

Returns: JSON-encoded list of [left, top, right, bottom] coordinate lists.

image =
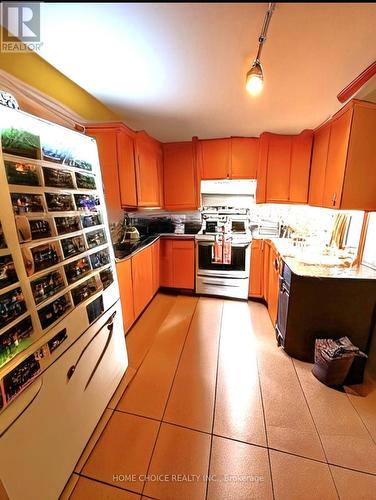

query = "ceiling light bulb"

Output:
[[246, 60, 264, 96]]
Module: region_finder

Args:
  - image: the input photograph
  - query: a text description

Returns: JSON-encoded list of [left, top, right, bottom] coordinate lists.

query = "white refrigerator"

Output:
[[0, 104, 128, 499]]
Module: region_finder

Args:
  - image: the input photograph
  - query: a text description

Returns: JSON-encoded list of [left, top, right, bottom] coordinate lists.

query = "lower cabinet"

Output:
[[116, 258, 135, 333], [249, 239, 280, 327], [151, 239, 161, 294], [267, 245, 280, 326], [160, 239, 195, 289], [249, 240, 263, 297], [116, 238, 195, 334], [132, 244, 154, 318]]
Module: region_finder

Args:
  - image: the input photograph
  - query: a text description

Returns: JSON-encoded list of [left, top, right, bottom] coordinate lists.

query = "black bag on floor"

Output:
[[312, 337, 367, 387]]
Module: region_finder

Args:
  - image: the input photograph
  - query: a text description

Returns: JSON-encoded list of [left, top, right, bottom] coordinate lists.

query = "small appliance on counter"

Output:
[[121, 225, 140, 242]]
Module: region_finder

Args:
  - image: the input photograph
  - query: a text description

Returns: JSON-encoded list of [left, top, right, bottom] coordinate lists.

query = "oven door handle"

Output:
[[197, 241, 250, 248]]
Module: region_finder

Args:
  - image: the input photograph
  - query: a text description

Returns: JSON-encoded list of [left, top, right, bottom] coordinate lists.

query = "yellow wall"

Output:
[[0, 51, 120, 122]]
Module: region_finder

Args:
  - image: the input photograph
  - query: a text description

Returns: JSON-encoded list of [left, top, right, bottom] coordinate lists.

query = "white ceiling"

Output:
[[39, 3, 376, 142]]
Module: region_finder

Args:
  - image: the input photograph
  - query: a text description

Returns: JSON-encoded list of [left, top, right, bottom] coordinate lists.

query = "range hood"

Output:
[[200, 179, 257, 208]]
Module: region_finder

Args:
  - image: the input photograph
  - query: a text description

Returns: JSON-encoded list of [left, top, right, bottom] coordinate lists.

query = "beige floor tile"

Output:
[[59, 473, 79, 500], [126, 292, 177, 371], [248, 302, 325, 461], [70, 476, 141, 499], [164, 297, 223, 433], [270, 450, 337, 500], [82, 412, 159, 494], [75, 409, 113, 473], [207, 436, 273, 500], [294, 359, 376, 474], [143, 422, 211, 500], [330, 465, 376, 500], [214, 301, 267, 447], [117, 296, 198, 420], [345, 375, 376, 444], [107, 368, 137, 410]]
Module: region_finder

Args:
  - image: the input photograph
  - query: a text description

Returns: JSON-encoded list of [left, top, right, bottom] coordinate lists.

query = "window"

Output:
[[362, 213, 376, 270]]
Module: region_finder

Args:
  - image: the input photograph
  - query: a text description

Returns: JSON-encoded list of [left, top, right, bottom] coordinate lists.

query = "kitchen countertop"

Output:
[[114, 233, 196, 262], [266, 237, 376, 280]]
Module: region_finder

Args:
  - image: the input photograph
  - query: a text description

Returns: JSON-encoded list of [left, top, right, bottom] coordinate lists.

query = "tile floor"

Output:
[[66, 293, 376, 500]]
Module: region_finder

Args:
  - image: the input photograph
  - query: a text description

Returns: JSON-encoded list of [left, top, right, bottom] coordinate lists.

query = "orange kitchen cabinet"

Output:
[[135, 132, 163, 208], [86, 124, 137, 212], [230, 137, 259, 179], [160, 239, 173, 287], [308, 122, 331, 206], [256, 131, 313, 204], [163, 142, 198, 210], [290, 130, 314, 203], [323, 107, 353, 208], [131, 245, 154, 318], [267, 245, 280, 326], [116, 258, 135, 333], [263, 241, 270, 302], [266, 134, 292, 202], [160, 239, 195, 289], [249, 239, 263, 298], [309, 100, 376, 211], [136, 132, 163, 208], [86, 126, 122, 217], [171, 240, 195, 289], [151, 239, 161, 294], [199, 138, 231, 179], [117, 129, 137, 207], [199, 137, 258, 180]]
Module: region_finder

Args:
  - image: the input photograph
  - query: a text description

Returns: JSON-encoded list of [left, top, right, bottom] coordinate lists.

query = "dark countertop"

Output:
[[114, 233, 196, 262]]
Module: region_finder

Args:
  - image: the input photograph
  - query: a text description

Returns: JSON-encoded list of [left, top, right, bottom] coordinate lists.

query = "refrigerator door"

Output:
[[0, 299, 127, 500]]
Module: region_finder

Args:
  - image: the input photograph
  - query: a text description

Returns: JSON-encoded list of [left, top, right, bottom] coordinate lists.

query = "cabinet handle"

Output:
[[67, 311, 116, 381], [332, 192, 336, 207], [274, 257, 279, 271]]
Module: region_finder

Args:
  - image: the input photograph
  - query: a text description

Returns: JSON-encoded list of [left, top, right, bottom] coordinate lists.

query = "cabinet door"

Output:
[[118, 130, 137, 207], [309, 123, 331, 206], [151, 240, 160, 294], [200, 139, 230, 179], [160, 239, 173, 287], [132, 246, 154, 318], [267, 247, 280, 326], [172, 240, 195, 289], [265, 134, 292, 202], [116, 258, 135, 333], [249, 240, 263, 297], [230, 137, 259, 179], [135, 137, 161, 207], [86, 128, 121, 217], [290, 130, 313, 203], [323, 108, 353, 208], [163, 142, 197, 210], [342, 103, 376, 210], [263, 241, 270, 301]]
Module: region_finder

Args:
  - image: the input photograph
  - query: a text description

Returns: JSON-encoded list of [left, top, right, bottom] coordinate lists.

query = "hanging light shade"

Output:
[[246, 60, 264, 95], [246, 3, 275, 96]]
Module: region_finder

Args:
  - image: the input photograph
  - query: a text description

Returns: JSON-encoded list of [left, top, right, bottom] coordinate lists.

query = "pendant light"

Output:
[[246, 3, 276, 96]]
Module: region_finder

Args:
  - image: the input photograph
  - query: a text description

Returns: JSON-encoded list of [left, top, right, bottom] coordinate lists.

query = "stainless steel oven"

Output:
[[195, 236, 251, 299]]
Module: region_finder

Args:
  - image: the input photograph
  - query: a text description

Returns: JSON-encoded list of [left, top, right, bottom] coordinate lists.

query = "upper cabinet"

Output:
[[309, 100, 376, 210], [135, 132, 163, 208], [199, 138, 230, 179], [163, 141, 198, 210], [86, 124, 137, 213], [256, 130, 313, 204], [198, 137, 258, 180], [231, 137, 259, 179]]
